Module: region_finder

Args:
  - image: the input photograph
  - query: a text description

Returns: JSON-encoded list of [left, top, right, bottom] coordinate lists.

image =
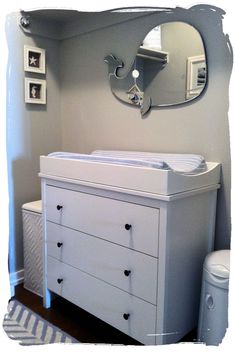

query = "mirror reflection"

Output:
[[106, 21, 207, 114]]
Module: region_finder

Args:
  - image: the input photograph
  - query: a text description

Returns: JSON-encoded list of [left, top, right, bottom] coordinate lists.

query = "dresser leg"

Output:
[[43, 288, 52, 308]]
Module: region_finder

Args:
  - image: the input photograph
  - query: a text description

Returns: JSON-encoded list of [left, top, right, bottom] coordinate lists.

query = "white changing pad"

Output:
[[48, 150, 206, 174], [92, 150, 207, 174]]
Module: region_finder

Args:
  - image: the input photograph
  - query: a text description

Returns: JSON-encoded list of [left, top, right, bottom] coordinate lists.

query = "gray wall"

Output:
[[60, 8, 231, 250], [6, 12, 62, 275]]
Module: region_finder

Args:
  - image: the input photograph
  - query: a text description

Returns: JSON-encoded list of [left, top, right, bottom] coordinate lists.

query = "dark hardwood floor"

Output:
[[12, 284, 197, 345]]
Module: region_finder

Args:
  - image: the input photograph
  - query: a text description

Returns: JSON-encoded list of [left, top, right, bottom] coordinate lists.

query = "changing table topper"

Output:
[[40, 150, 220, 196]]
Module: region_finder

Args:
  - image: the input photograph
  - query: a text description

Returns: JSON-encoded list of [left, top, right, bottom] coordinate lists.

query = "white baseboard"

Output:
[[9, 269, 24, 296]]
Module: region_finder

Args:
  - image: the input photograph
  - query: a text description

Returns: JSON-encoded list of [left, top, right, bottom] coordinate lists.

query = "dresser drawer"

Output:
[[47, 221, 158, 304], [47, 256, 156, 345], [46, 185, 159, 257]]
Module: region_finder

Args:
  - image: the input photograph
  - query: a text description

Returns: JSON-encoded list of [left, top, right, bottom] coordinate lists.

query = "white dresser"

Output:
[[40, 155, 220, 345]]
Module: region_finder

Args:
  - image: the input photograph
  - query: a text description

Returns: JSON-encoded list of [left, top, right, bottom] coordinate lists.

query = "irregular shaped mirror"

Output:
[[105, 22, 207, 116]]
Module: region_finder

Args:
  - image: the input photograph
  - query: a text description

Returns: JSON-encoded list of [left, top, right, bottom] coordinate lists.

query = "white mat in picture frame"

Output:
[[186, 55, 206, 99]]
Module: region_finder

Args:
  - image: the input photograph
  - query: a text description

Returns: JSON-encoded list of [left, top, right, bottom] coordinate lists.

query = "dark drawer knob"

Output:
[[123, 313, 130, 320], [56, 205, 63, 211], [57, 278, 63, 284], [124, 270, 131, 277], [125, 224, 132, 231], [57, 242, 63, 248]]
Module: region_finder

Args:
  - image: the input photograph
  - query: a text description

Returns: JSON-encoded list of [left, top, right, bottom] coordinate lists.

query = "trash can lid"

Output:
[[22, 200, 42, 213], [204, 249, 230, 279]]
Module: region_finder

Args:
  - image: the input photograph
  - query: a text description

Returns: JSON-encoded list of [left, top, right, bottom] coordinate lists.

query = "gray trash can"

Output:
[[22, 200, 43, 297], [197, 249, 230, 345]]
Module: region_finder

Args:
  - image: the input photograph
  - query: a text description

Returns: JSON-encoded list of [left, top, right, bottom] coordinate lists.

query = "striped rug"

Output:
[[2, 299, 78, 345]]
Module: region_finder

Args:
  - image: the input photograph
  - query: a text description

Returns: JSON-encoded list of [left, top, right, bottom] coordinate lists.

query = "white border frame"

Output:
[[25, 78, 46, 104], [24, 45, 46, 74], [186, 55, 206, 99]]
